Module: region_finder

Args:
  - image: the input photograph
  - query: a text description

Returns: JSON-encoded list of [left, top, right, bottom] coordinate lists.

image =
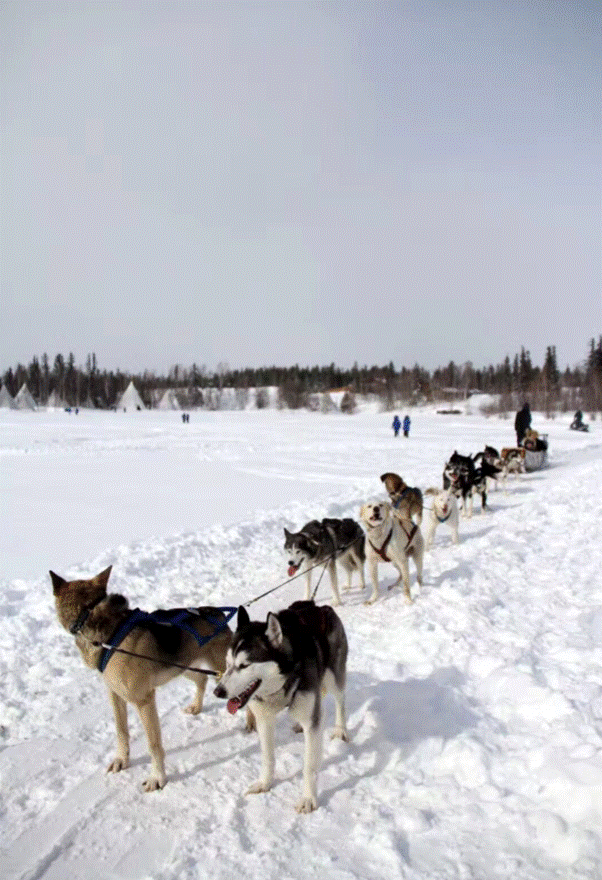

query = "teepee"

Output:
[[116, 380, 145, 410], [15, 383, 37, 410], [157, 388, 182, 410], [0, 385, 17, 409], [46, 389, 67, 409]]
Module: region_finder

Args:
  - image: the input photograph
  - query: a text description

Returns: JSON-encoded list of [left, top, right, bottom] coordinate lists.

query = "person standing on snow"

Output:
[[403, 414, 411, 437], [392, 414, 401, 437], [514, 402, 531, 446]]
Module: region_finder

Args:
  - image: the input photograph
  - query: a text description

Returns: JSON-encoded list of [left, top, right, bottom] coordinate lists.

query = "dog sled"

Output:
[[522, 431, 549, 472]]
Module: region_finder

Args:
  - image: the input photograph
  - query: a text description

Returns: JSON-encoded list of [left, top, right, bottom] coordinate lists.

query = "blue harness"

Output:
[[97, 606, 237, 673], [392, 488, 411, 509]]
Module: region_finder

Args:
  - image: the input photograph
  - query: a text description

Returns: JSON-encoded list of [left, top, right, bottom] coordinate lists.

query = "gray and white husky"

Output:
[[283, 517, 366, 605], [214, 600, 349, 813]]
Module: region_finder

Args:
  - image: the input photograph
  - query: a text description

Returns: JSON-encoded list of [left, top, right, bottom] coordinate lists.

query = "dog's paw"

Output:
[[330, 727, 349, 742], [142, 774, 166, 792], [183, 702, 202, 715], [295, 795, 317, 813], [246, 780, 271, 796], [107, 756, 129, 774]]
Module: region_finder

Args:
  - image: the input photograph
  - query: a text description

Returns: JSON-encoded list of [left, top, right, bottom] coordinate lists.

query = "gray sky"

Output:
[[2, 1, 600, 375]]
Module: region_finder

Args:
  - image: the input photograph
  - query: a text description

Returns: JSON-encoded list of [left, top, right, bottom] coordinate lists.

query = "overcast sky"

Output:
[[2, 1, 600, 375]]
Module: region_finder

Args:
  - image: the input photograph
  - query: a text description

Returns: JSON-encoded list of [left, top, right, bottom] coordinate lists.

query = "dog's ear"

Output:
[[284, 528, 291, 540], [237, 605, 250, 630], [92, 566, 112, 592], [266, 612, 283, 649], [49, 570, 65, 595], [380, 472, 399, 492]]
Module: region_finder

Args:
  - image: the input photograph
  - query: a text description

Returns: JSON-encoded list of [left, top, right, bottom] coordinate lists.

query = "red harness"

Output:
[[369, 522, 417, 562]]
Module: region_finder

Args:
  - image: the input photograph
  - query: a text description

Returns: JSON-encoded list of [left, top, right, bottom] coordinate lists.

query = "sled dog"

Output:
[[50, 566, 241, 791], [284, 518, 365, 605], [443, 451, 477, 517], [214, 601, 349, 813], [380, 472, 424, 524], [424, 487, 460, 548], [473, 446, 503, 490], [359, 500, 424, 603]]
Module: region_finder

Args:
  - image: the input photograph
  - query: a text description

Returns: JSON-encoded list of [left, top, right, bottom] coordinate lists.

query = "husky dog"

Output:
[[473, 446, 500, 488], [50, 566, 241, 791], [443, 451, 477, 517], [284, 518, 365, 605], [214, 601, 349, 813], [380, 472, 423, 524], [424, 487, 460, 548], [359, 500, 424, 604], [474, 445, 524, 493], [500, 446, 526, 482]]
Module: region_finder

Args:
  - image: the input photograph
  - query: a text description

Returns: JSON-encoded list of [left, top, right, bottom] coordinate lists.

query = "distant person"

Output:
[[573, 410, 583, 428], [392, 414, 401, 437], [514, 402, 531, 446], [403, 414, 411, 438]]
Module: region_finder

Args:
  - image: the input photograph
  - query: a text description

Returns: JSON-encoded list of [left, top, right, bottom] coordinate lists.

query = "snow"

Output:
[[1, 406, 601, 880]]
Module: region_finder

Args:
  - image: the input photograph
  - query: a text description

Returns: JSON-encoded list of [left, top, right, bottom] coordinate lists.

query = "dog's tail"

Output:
[[424, 486, 441, 496]]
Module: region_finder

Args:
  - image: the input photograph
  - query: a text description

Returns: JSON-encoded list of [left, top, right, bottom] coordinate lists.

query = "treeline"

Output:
[[2, 338, 602, 413]]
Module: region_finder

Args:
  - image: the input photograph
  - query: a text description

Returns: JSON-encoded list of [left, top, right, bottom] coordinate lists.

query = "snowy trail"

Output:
[[1, 409, 601, 879]]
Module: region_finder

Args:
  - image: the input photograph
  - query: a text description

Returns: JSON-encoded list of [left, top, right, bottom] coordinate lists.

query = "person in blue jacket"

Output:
[[403, 414, 411, 437], [392, 414, 401, 437]]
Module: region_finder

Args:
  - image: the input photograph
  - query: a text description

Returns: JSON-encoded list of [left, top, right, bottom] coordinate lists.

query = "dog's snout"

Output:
[[214, 682, 226, 699]]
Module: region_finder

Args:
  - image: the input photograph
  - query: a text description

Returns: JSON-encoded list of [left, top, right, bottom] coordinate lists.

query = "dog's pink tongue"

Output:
[[288, 565, 297, 577], [227, 697, 240, 715]]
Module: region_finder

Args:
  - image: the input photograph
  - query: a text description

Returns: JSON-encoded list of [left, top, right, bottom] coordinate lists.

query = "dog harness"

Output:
[[436, 509, 453, 524], [368, 529, 394, 562], [392, 488, 412, 509], [97, 606, 237, 673], [69, 594, 106, 635], [368, 520, 418, 562]]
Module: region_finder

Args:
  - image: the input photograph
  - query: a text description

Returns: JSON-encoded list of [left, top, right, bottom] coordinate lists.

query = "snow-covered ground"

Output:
[[1, 406, 601, 880]]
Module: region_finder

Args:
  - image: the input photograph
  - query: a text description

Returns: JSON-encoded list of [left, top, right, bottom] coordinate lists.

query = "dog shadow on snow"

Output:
[[149, 668, 479, 809], [322, 666, 480, 798]]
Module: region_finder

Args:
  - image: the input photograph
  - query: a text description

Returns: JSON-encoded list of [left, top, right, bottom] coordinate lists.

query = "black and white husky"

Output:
[[284, 518, 366, 605], [443, 450, 499, 516], [214, 601, 349, 813]]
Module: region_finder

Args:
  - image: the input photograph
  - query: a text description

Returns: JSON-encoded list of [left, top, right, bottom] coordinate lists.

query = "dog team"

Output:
[[50, 442, 526, 812]]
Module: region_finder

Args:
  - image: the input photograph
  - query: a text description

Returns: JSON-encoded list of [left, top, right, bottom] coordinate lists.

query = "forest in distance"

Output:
[[2, 337, 602, 415]]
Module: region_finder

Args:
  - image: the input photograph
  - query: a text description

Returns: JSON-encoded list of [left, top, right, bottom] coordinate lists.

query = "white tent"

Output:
[[116, 380, 145, 410], [0, 385, 17, 409], [46, 390, 67, 409], [157, 389, 182, 410], [14, 383, 37, 410]]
